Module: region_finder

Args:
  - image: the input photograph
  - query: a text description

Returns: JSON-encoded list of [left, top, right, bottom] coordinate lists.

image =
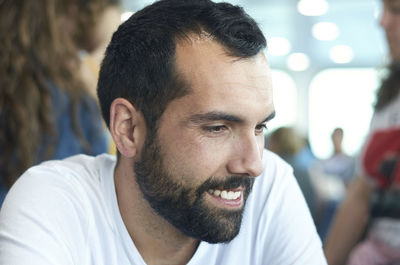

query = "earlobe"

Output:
[[110, 98, 146, 158]]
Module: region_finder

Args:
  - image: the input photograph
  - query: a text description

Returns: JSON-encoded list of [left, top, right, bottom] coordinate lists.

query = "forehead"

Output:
[[172, 36, 273, 116]]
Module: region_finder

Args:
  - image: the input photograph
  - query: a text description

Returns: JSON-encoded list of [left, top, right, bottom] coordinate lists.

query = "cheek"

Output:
[[257, 135, 265, 153], [161, 133, 228, 183]]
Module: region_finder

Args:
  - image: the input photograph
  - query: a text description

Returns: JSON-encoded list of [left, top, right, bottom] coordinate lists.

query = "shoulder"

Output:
[[25, 153, 114, 184], [2, 154, 116, 213], [0, 154, 117, 264], [48, 153, 116, 179]]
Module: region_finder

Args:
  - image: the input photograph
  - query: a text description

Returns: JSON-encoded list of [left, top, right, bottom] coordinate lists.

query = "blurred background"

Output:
[[121, 0, 386, 159]]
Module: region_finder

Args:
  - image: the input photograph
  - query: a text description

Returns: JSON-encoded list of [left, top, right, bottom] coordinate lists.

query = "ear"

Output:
[[109, 98, 146, 158]]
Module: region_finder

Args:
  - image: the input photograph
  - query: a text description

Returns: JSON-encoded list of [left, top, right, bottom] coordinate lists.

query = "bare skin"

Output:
[[110, 36, 274, 265], [331, 128, 344, 155], [324, 176, 372, 265]]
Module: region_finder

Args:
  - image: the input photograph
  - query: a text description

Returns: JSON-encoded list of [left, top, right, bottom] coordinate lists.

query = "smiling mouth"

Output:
[[208, 189, 241, 200], [206, 188, 244, 208]]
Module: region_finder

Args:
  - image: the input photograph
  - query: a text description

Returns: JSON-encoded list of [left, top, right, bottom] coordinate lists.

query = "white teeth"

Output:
[[221, 190, 228, 198], [208, 189, 241, 200]]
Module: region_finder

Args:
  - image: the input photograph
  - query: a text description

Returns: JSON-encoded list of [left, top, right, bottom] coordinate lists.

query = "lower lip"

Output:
[[206, 191, 243, 208]]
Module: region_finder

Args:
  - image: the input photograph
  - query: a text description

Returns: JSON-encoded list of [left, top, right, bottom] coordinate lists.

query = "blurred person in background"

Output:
[[0, 0, 109, 206], [309, 127, 354, 242], [321, 127, 355, 188], [324, 0, 400, 264], [266, 126, 317, 219], [80, 0, 122, 98], [79, 0, 122, 155], [296, 138, 317, 171]]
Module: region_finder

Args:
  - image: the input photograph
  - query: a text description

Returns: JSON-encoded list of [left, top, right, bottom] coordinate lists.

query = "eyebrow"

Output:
[[188, 110, 276, 124], [262, 111, 275, 123], [188, 112, 243, 124]]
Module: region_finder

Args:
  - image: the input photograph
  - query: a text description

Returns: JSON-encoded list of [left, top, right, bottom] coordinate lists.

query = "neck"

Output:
[[114, 159, 200, 265], [334, 147, 342, 154]]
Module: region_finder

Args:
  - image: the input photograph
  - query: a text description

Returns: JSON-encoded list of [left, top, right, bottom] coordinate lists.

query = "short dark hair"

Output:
[[97, 0, 266, 132]]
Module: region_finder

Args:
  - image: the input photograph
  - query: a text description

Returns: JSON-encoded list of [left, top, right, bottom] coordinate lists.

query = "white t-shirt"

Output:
[[0, 150, 326, 265]]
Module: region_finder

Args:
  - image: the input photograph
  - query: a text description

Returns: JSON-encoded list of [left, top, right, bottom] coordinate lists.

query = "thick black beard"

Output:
[[134, 135, 254, 243]]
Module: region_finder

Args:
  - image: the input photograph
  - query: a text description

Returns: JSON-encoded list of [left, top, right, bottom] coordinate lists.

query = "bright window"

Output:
[[309, 68, 379, 158], [268, 70, 298, 131]]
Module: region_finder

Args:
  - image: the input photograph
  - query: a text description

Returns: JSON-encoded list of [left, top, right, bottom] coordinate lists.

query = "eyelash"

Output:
[[203, 125, 227, 133], [203, 124, 268, 134], [255, 124, 268, 134]]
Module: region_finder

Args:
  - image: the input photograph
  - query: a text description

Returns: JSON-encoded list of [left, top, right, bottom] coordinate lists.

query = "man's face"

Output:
[[381, 0, 400, 61], [134, 37, 274, 243]]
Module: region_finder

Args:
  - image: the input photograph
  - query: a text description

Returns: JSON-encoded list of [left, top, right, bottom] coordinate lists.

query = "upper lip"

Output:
[[209, 187, 244, 192]]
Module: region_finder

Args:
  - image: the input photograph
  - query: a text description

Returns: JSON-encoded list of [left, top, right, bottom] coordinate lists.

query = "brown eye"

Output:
[[255, 124, 267, 135], [204, 125, 227, 133]]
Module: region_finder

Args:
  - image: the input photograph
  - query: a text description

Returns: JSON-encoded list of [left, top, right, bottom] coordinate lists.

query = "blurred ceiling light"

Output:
[[312, 22, 339, 41], [268, 37, 292, 56], [297, 0, 328, 16], [287, 53, 310, 71], [329, 45, 354, 64], [121, 11, 134, 22]]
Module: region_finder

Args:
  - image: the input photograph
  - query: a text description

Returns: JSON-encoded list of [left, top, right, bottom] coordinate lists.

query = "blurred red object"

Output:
[[362, 127, 400, 189]]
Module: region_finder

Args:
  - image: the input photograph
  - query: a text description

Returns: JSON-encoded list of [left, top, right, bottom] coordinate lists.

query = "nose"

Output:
[[227, 134, 264, 177]]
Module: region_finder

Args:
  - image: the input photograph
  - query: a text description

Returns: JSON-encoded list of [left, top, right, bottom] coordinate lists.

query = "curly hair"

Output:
[[0, 0, 106, 188]]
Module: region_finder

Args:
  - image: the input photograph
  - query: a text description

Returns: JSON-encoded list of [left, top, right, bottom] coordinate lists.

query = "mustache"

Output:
[[196, 175, 254, 197]]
